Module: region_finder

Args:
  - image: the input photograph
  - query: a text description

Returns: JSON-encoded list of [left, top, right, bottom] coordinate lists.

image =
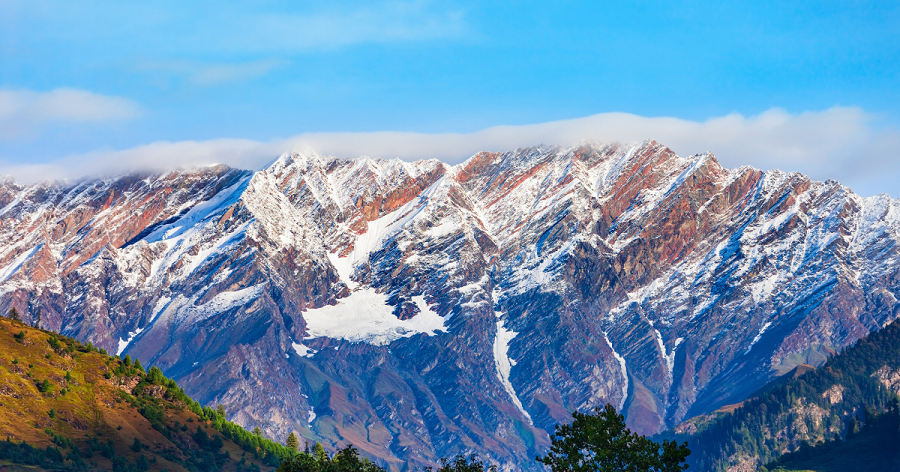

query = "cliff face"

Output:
[[0, 141, 898, 469]]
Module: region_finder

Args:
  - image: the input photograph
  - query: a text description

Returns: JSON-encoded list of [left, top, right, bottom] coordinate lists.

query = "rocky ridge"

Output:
[[0, 141, 897, 469]]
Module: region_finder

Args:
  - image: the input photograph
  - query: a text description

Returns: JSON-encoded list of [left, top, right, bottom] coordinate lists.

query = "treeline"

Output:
[[274, 404, 689, 472], [664, 319, 900, 471], [106, 353, 295, 470], [275, 445, 515, 472], [277, 443, 386, 472]]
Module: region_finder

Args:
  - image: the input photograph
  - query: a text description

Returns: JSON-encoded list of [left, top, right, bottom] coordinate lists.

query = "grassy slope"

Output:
[[0, 317, 286, 471]]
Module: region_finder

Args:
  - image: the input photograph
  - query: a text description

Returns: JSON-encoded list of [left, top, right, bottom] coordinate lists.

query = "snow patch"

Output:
[[426, 220, 459, 239], [302, 289, 447, 346], [292, 342, 317, 358], [150, 220, 251, 283], [117, 327, 144, 356], [493, 316, 532, 424], [749, 273, 780, 303], [326, 252, 359, 290], [149, 296, 172, 324], [0, 244, 40, 283], [653, 329, 683, 379], [745, 322, 772, 354], [183, 284, 265, 322], [508, 239, 576, 295], [308, 406, 316, 425], [603, 332, 629, 410]]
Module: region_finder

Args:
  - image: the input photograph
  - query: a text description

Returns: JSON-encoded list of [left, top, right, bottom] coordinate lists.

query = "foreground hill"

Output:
[[0, 141, 898, 468], [666, 318, 900, 471], [0, 316, 287, 471]]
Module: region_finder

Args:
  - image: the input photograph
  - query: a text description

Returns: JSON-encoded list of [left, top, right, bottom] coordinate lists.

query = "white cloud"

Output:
[[0, 138, 271, 183], [284, 107, 900, 197], [0, 88, 141, 140], [1, 106, 898, 197]]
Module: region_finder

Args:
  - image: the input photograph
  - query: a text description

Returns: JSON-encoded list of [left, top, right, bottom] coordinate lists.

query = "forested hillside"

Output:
[[664, 319, 900, 471]]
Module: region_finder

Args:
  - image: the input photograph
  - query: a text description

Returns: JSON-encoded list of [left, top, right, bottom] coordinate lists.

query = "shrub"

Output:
[[37, 379, 53, 394]]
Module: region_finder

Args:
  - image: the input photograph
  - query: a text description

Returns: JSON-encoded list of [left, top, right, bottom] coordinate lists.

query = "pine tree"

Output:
[[7, 307, 21, 322], [37, 379, 52, 393], [34, 308, 41, 329], [314, 442, 328, 463], [253, 427, 262, 437], [286, 431, 300, 451], [136, 454, 149, 471]]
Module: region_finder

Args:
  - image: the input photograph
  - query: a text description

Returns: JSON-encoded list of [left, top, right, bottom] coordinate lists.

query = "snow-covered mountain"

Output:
[[1, 141, 898, 470]]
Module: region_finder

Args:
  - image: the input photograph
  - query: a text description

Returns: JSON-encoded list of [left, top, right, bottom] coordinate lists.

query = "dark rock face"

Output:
[[0, 142, 898, 470]]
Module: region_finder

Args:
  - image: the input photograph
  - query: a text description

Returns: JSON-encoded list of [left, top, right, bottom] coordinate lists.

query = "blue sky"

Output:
[[1, 1, 899, 195]]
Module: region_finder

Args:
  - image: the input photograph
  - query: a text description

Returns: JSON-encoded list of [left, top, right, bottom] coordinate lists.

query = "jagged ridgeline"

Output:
[[665, 318, 900, 471], [0, 317, 296, 471]]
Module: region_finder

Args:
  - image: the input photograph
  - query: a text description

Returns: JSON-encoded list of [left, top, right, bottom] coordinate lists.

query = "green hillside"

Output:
[[663, 319, 900, 471], [0, 315, 293, 471]]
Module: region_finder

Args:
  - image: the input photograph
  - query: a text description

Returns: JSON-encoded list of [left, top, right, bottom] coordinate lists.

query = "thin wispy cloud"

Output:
[[2, 107, 897, 197], [137, 59, 290, 85], [4, 1, 469, 87], [223, 2, 468, 53], [0, 88, 142, 140], [3, 1, 469, 56]]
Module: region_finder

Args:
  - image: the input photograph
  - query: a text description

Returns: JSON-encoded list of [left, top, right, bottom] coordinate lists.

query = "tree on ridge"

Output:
[[537, 404, 690, 472]]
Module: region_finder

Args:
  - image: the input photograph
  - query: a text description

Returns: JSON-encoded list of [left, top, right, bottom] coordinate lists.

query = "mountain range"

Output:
[[0, 140, 897, 469]]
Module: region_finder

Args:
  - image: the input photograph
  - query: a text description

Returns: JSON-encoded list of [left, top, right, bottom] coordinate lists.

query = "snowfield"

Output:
[[302, 288, 447, 346]]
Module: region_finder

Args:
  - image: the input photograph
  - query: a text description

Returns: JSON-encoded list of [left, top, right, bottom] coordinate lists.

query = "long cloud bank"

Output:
[[1, 106, 897, 197]]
